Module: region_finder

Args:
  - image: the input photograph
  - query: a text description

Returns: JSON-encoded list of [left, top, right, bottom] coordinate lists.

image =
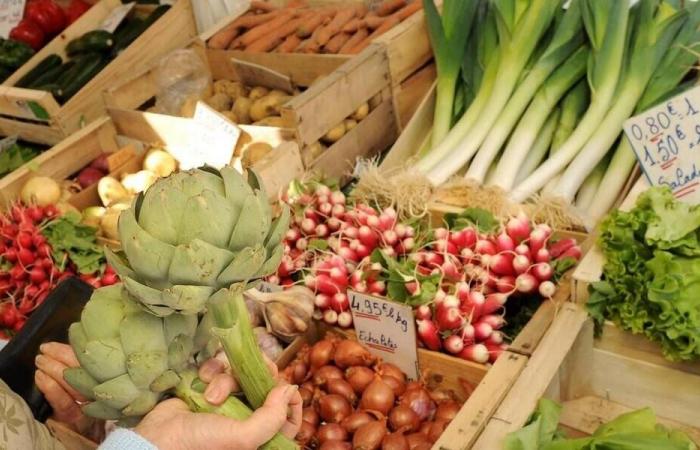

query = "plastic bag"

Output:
[[152, 48, 211, 116]]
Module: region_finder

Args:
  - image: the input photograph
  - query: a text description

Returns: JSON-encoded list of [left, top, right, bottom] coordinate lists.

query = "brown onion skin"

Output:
[[296, 420, 316, 446], [319, 394, 352, 423], [412, 444, 432, 450], [381, 374, 406, 397], [418, 422, 431, 436], [318, 423, 348, 445], [427, 419, 449, 443], [353, 421, 388, 450], [320, 441, 352, 450], [328, 378, 358, 405], [300, 387, 313, 407], [302, 406, 320, 426], [341, 411, 374, 434], [388, 405, 420, 433], [334, 340, 374, 368], [379, 363, 406, 384], [405, 432, 431, 450], [381, 432, 409, 450], [360, 379, 396, 416], [435, 400, 460, 422], [310, 340, 335, 369], [404, 381, 423, 392], [314, 365, 345, 386], [292, 360, 309, 384], [346, 366, 375, 394], [399, 387, 436, 422]]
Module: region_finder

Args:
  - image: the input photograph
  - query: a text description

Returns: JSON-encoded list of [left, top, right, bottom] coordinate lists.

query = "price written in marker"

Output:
[[623, 85, 700, 204], [0, 0, 26, 39], [348, 291, 419, 380]]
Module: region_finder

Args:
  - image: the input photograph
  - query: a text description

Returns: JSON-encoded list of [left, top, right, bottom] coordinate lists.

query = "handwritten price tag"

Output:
[[623, 85, 700, 204], [0, 0, 25, 39], [349, 291, 419, 380], [101, 2, 135, 33]]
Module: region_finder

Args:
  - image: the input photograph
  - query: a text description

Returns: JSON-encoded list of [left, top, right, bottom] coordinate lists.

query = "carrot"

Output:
[[375, 0, 406, 17], [296, 12, 324, 37], [208, 22, 240, 49], [305, 25, 324, 52], [277, 33, 301, 52], [239, 11, 297, 47], [286, 0, 308, 7], [350, 15, 399, 53], [295, 37, 312, 52], [324, 32, 351, 54], [250, 1, 278, 12], [316, 7, 357, 46], [393, 1, 422, 20], [342, 17, 364, 33], [364, 14, 386, 30], [226, 10, 284, 30], [245, 14, 307, 52], [339, 27, 368, 54]]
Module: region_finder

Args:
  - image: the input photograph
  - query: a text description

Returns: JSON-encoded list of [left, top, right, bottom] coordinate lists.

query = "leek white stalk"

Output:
[[509, 0, 630, 203], [490, 46, 589, 190], [418, 0, 563, 184], [467, 0, 585, 183], [514, 107, 561, 185], [576, 154, 609, 211]]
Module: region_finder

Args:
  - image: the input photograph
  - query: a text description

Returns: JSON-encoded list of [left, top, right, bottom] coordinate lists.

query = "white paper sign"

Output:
[[349, 291, 419, 380], [624, 85, 700, 204], [100, 2, 135, 33], [0, 0, 25, 39]]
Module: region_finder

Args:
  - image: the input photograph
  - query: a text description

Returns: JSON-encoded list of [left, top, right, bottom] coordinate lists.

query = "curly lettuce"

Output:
[[587, 187, 700, 362]]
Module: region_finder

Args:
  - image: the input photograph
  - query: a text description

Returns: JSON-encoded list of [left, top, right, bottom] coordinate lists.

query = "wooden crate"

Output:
[[0, 0, 197, 141], [470, 304, 700, 449]]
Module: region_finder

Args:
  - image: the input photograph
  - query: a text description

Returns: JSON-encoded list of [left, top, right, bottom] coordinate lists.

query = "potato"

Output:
[[249, 86, 270, 100], [232, 97, 253, 124], [249, 96, 280, 122], [369, 93, 382, 109], [267, 89, 290, 99], [303, 141, 326, 166], [213, 79, 247, 99], [321, 121, 346, 144], [220, 111, 239, 123], [352, 102, 369, 121], [242, 142, 274, 168], [253, 116, 288, 127], [234, 130, 253, 158], [206, 92, 233, 112], [344, 118, 358, 131]]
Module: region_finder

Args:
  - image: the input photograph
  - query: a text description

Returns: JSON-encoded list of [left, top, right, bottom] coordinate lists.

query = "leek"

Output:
[[417, 0, 563, 182], [423, 0, 479, 147], [467, 0, 585, 183], [514, 107, 561, 185], [551, 80, 589, 152], [575, 153, 610, 211], [490, 46, 589, 190], [555, 0, 688, 203], [510, 0, 630, 203]]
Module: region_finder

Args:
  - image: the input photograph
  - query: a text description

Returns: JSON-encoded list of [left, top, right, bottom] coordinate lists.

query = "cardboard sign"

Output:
[[348, 291, 420, 380], [100, 2, 135, 33], [231, 58, 294, 94], [624, 85, 700, 204], [0, 0, 25, 39]]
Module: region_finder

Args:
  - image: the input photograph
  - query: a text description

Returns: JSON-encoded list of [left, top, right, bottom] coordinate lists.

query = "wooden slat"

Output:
[[0, 86, 61, 122], [393, 63, 435, 130], [0, 116, 63, 146], [254, 141, 305, 201]]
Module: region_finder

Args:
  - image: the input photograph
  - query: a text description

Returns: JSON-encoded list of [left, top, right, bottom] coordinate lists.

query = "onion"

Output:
[[404, 381, 423, 392], [406, 433, 431, 450], [310, 339, 335, 369], [76, 167, 104, 189], [319, 394, 352, 423], [388, 406, 420, 433], [320, 441, 352, 450], [360, 379, 396, 416], [314, 365, 344, 386], [413, 444, 432, 450], [318, 423, 348, 444], [346, 366, 375, 394], [333, 340, 374, 368], [399, 388, 436, 422], [419, 422, 431, 436], [341, 411, 374, 434], [379, 363, 406, 384], [300, 387, 313, 407], [21, 177, 61, 206], [296, 420, 316, 446], [382, 432, 409, 450], [381, 375, 406, 397], [435, 400, 460, 422], [302, 406, 320, 426], [327, 378, 357, 405], [292, 360, 309, 384], [427, 419, 449, 443], [353, 420, 388, 450]]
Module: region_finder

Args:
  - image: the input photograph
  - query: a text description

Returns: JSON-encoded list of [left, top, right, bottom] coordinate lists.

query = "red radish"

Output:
[[441, 260, 461, 280], [366, 215, 380, 229], [495, 232, 515, 253], [435, 240, 458, 255], [440, 295, 460, 310], [3, 248, 18, 262], [488, 253, 514, 276], [534, 248, 550, 263], [101, 272, 118, 286], [395, 223, 407, 238], [300, 218, 316, 235], [404, 226, 415, 238], [11, 265, 26, 281], [512, 254, 531, 275], [560, 245, 582, 260], [405, 281, 420, 296], [397, 237, 414, 253], [331, 204, 345, 219], [549, 238, 577, 258], [315, 274, 340, 295], [460, 291, 485, 320], [514, 244, 531, 258], [77, 167, 105, 189], [424, 252, 443, 267], [318, 202, 333, 216], [528, 228, 548, 253], [338, 311, 353, 328], [417, 319, 441, 351], [330, 293, 349, 312], [474, 321, 493, 341], [461, 323, 475, 343], [474, 239, 496, 255], [532, 263, 553, 281], [434, 228, 449, 240], [505, 214, 531, 243], [316, 185, 332, 197], [455, 282, 470, 302], [538, 280, 556, 298], [330, 191, 345, 205], [483, 293, 508, 315], [17, 232, 32, 248], [324, 309, 338, 324], [316, 224, 329, 237], [381, 247, 396, 258], [329, 267, 348, 286], [378, 213, 395, 231], [443, 334, 464, 354], [355, 244, 371, 259], [358, 226, 377, 247], [436, 307, 464, 331], [480, 314, 505, 330], [485, 343, 504, 363], [29, 267, 46, 283], [415, 305, 431, 320], [368, 280, 385, 295], [337, 247, 359, 262], [486, 331, 504, 345], [296, 238, 308, 251], [344, 226, 359, 240], [496, 276, 515, 293], [458, 344, 489, 363], [515, 273, 538, 294], [18, 248, 35, 266], [461, 247, 475, 261], [382, 230, 398, 246]]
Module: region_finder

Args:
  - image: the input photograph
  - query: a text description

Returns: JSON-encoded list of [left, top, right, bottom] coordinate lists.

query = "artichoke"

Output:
[[104, 166, 289, 317], [65, 285, 198, 421]]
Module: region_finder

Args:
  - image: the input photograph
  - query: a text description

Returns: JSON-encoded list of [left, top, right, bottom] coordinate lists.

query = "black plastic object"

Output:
[[0, 277, 93, 421]]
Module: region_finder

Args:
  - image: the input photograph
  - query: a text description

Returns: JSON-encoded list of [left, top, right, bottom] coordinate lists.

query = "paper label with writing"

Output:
[[101, 2, 135, 33], [0, 135, 18, 153], [257, 281, 283, 294], [0, 0, 25, 39], [349, 291, 419, 380], [623, 85, 700, 204]]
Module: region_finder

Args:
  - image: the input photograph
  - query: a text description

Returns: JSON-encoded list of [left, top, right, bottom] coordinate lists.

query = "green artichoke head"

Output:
[[105, 167, 289, 316]]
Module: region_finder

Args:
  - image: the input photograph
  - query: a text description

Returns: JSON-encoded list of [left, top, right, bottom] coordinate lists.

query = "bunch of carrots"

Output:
[[208, 0, 422, 54]]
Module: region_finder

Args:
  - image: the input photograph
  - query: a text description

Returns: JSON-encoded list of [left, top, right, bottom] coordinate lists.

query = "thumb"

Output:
[[151, 398, 191, 415], [239, 385, 298, 447]]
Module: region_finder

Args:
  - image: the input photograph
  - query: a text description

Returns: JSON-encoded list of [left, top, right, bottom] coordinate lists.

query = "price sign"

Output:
[[349, 291, 419, 380], [0, 0, 25, 39], [624, 85, 700, 204], [100, 2, 135, 33]]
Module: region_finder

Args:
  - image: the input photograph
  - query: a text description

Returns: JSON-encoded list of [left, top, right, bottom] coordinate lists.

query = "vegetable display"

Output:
[[504, 398, 697, 450], [0, 38, 34, 82], [207, 0, 423, 54], [414, 0, 700, 224], [0, 140, 44, 178], [588, 187, 700, 362], [282, 334, 464, 449]]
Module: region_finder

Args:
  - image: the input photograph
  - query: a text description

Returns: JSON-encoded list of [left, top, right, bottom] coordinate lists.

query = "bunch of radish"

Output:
[[0, 203, 116, 336]]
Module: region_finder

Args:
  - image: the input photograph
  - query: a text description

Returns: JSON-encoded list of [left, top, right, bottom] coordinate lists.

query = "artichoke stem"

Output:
[[175, 371, 296, 450], [209, 288, 276, 409]]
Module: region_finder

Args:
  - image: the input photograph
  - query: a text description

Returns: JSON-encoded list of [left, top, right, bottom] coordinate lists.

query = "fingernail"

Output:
[[285, 385, 298, 397], [35, 355, 42, 364], [205, 386, 222, 403], [39, 343, 47, 353]]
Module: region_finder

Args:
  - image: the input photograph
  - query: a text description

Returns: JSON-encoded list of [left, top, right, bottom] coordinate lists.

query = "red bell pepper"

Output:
[[65, 0, 92, 24], [9, 19, 45, 51], [25, 0, 67, 36]]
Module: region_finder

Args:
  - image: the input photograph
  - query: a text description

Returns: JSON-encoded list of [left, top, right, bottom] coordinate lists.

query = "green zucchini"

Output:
[[56, 55, 109, 103], [27, 62, 70, 89], [16, 54, 63, 88], [111, 5, 170, 55], [66, 30, 114, 57]]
